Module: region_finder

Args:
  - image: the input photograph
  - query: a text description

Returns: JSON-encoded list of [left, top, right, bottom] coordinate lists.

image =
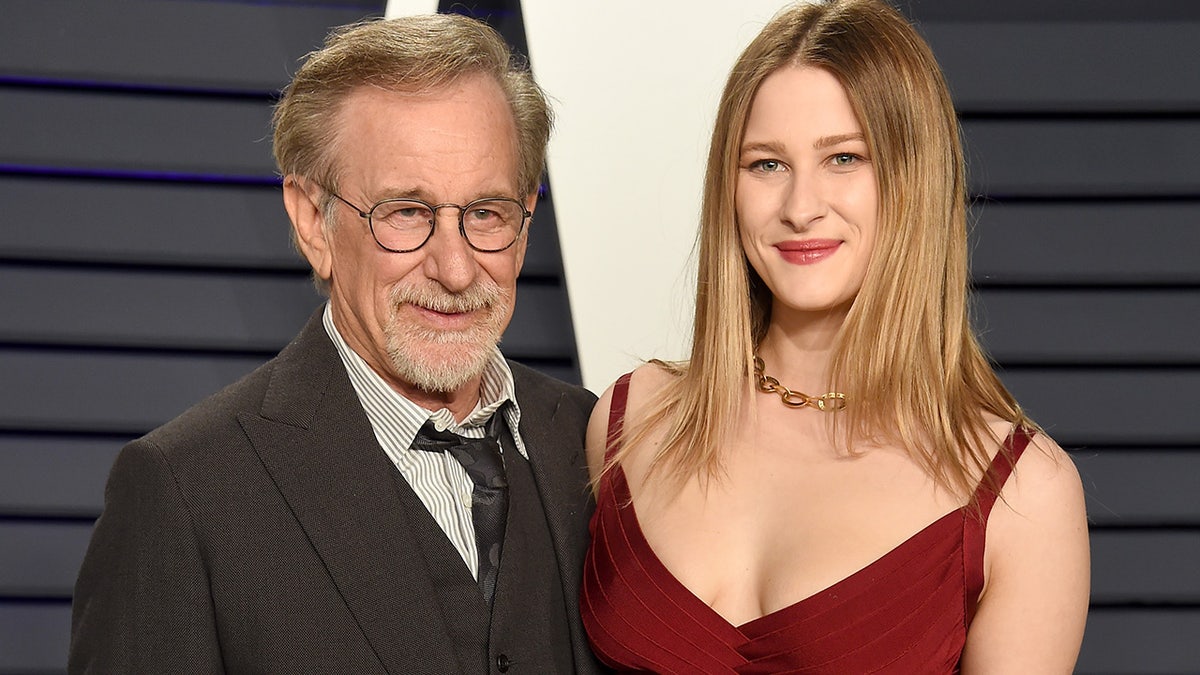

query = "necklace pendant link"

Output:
[[779, 389, 812, 408], [758, 374, 782, 394], [814, 392, 848, 412], [753, 356, 847, 413]]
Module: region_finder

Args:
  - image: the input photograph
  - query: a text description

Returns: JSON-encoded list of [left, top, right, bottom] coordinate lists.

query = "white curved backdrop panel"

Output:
[[523, 1, 790, 391], [388, 0, 791, 391]]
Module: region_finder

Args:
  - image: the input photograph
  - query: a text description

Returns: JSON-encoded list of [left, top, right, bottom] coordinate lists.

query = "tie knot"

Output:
[[412, 420, 507, 489]]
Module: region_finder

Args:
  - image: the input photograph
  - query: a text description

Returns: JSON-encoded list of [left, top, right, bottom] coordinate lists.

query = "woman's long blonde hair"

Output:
[[612, 0, 1033, 502]]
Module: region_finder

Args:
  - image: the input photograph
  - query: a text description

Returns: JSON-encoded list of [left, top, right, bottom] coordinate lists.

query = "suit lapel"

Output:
[[510, 364, 597, 670], [240, 314, 464, 675], [517, 390, 590, 563]]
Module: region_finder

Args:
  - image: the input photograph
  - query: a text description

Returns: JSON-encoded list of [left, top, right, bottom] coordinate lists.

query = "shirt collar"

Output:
[[321, 302, 526, 458]]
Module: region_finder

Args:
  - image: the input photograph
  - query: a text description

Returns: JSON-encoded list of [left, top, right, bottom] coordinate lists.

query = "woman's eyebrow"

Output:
[[739, 141, 786, 156], [813, 132, 865, 150]]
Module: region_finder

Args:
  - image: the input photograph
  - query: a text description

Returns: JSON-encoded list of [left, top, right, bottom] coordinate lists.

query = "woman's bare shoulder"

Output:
[[979, 414, 1079, 497], [626, 361, 679, 412], [1004, 428, 1083, 521], [584, 362, 680, 482]]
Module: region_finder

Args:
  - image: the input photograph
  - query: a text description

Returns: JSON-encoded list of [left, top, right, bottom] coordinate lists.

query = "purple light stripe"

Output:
[[0, 164, 281, 186], [205, 0, 382, 9], [0, 75, 278, 100]]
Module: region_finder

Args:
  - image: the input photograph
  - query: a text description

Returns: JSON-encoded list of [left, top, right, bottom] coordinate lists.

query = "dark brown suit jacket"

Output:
[[69, 311, 602, 674]]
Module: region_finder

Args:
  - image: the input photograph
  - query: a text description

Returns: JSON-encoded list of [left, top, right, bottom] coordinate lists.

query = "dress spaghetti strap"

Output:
[[963, 426, 1035, 624], [976, 427, 1034, 518], [604, 372, 633, 466]]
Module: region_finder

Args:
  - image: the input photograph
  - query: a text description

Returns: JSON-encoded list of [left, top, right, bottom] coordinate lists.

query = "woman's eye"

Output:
[[751, 159, 784, 172], [831, 153, 858, 166]]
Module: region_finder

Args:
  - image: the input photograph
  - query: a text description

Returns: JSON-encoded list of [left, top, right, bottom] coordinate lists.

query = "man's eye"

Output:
[[468, 208, 500, 222], [375, 203, 433, 225]]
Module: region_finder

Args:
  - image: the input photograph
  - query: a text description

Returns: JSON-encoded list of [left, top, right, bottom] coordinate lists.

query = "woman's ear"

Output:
[[283, 175, 333, 282]]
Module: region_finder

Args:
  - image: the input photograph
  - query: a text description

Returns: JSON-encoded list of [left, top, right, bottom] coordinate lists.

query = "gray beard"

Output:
[[384, 280, 510, 393]]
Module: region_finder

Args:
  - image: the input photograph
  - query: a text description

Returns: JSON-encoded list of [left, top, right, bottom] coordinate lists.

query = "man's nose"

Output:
[[420, 209, 479, 292]]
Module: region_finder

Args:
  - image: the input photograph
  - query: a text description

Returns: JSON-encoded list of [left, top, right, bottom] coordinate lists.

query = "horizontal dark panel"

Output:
[[1001, 369, 1200, 446], [903, 0, 1200, 21], [975, 289, 1200, 364], [0, 176, 300, 269], [0, 435, 124, 518], [0, 522, 91, 599], [1078, 608, 1200, 673], [0, 88, 276, 178], [0, 347, 577, 435], [0, 176, 564, 277], [0, 0, 377, 92], [962, 119, 1200, 197], [921, 22, 1200, 112], [1091, 531, 1200, 604], [0, 602, 67, 674], [0, 349, 269, 434], [970, 201, 1200, 285], [0, 266, 574, 356], [0, 266, 317, 351], [1073, 450, 1200, 526]]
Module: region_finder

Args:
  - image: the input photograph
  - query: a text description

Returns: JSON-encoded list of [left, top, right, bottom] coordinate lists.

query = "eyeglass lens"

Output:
[[369, 199, 525, 252]]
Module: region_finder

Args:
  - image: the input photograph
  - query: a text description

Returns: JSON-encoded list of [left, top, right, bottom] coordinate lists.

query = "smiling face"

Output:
[[286, 73, 533, 403], [736, 66, 878, 323]]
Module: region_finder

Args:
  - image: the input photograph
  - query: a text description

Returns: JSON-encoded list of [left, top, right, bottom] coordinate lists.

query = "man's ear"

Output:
[[283, 175, 333, 282]]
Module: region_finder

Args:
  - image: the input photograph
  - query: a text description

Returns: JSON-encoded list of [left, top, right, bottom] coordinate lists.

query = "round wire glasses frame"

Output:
[[325, 189, 531, 253]]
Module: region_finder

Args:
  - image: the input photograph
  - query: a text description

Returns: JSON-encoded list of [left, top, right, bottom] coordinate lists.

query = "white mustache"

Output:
[[390, 282, 501, 314]]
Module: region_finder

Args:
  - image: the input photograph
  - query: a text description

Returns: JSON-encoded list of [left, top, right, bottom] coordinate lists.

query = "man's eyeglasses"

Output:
[[326, 190, 530, 253]]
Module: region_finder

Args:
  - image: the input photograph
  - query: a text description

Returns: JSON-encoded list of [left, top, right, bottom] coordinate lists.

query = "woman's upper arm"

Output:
[[585, 380, 618, 487], [584, 364, 668, 491], [961, 433, 1091, 674]]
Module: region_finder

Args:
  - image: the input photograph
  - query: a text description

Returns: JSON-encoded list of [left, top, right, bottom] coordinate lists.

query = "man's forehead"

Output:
[[329, 78, 522, 199]]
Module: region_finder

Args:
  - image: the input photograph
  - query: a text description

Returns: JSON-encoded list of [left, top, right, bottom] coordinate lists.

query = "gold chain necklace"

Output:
[[753, 356, 847, 412]]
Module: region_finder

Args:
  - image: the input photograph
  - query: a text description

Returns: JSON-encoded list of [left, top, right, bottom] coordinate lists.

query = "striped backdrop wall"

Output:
[[0, 0, 1196, 672]]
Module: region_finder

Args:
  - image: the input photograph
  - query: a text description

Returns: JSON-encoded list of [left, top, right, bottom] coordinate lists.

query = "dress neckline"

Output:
[[598, 371, 1032, 642], [607, 463, 967, 634]]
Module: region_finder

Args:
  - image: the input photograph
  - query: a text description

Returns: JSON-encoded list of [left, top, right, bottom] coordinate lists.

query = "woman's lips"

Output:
[[775, 239, 842, 264]]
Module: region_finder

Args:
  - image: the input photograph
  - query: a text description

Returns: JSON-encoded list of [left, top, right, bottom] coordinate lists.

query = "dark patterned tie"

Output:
[[411, 417, 508, 606]]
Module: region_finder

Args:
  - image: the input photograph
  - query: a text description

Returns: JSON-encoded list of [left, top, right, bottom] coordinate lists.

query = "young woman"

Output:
[[580, 1, 1089, 672]]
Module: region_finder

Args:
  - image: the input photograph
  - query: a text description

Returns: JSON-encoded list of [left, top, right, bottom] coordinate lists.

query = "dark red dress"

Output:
[[581, 373, 1031, 674]]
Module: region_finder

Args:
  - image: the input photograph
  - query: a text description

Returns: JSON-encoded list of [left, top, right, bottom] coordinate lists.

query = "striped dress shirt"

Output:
[[322, 304, 526, 579]]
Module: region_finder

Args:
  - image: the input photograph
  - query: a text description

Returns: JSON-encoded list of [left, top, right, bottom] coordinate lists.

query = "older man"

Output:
[[69, 15, 602, 675]]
